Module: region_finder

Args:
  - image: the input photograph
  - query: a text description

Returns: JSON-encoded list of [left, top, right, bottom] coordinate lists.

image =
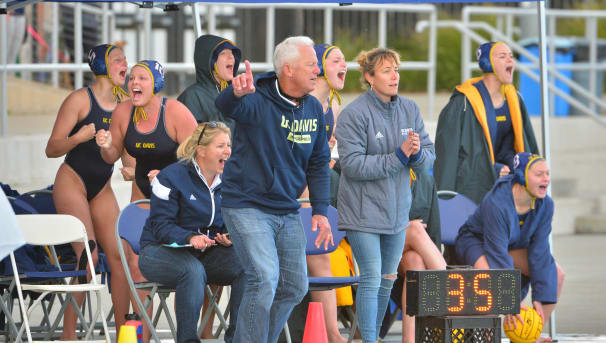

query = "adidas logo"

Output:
[[190, 194, 197, 200], [375, 131, 384, 139]]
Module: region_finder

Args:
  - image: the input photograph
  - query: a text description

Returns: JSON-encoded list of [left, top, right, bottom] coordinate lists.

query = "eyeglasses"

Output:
[[197, 121, 218, 146]]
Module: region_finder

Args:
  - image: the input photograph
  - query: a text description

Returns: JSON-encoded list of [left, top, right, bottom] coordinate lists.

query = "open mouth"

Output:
[[505, 66, 513, 76], [337, 71, 346, 82], [120, 70, 127, 79], [131, 87, 143, 99], [538, 184, 548, 192]]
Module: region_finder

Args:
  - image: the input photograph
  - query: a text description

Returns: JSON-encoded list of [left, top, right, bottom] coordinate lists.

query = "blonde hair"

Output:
[[177, 122, 231, 162], [356, 47, 401, 88]]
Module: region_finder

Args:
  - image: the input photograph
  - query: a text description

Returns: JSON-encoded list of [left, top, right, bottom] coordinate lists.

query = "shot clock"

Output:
[[406, 269, 520, 316]]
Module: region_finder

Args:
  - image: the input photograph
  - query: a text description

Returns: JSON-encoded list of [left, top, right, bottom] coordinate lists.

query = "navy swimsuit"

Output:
[[64, 87, 114, 201], [124, 98, 179, 198]]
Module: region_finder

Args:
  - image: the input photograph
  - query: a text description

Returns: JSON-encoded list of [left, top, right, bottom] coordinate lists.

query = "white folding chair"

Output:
[[10, 214, 109, 343]]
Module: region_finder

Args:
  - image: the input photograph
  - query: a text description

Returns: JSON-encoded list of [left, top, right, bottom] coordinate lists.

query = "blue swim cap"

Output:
[[314, 44, 337, 77], [313, 44, 343, 107], [88, 44, 117, 76], [476, 41, 505, 74], [133, 60, 165, 95], [513, 152, 545, 187]]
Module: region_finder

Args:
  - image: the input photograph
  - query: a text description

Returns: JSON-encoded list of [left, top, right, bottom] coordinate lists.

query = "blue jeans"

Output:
[[347, 229, 406, 343], [139, 244, 245, 343], [222, 207, 308, 343]]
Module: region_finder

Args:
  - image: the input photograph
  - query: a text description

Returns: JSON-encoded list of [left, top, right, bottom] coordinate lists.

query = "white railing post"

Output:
[[266, 6, 275, 65], [587, 17, 597, 113], [51, 3, 59, 87], [427, 8, 437, 119], [378, 9, 386, 48], [207, 4, 216, 35], [462, 7, 471, 83], [1, 2, 7, 136], [192, 3, 202, 37], [74, 2, 83, 90], [323, 8, 332, 44]]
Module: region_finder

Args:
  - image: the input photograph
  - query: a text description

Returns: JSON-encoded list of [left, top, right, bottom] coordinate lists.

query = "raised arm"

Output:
[[45, 89, 95, 158], [215, 60, 259, 124]]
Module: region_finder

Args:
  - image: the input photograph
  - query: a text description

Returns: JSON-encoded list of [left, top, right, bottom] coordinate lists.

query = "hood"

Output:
[[254, 71, 313, 110], [194, 34, 241, 86]]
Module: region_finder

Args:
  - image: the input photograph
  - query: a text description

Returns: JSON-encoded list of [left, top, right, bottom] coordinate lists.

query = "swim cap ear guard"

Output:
[[313, 43, 342, 106], [132, 60, 165, 124], [476, 41, 501, 74], [88, 44, 115, 76], [134, 60, 165, 95]]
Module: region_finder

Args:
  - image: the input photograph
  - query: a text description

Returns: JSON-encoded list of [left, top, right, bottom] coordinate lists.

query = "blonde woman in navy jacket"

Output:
[[138, 122, 245, 343]]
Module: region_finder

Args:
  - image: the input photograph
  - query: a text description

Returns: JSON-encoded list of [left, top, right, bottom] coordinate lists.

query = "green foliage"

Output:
[[331, 3, 606, 92]]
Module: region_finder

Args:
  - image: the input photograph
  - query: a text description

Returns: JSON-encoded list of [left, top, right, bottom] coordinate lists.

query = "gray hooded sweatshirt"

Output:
[[335, 90, 435, 234]]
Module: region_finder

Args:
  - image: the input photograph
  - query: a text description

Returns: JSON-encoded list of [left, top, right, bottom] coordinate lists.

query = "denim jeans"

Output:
[[139, 243, 245, 343], [347, 229, 406, 343], [222, 207, 308, 343]]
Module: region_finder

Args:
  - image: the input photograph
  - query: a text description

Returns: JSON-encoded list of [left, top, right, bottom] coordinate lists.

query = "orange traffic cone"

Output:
[[302, 302, 328, 343]]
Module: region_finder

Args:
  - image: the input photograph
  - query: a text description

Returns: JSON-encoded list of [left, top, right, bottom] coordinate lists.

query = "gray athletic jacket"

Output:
[[335, 90, 435, 234]]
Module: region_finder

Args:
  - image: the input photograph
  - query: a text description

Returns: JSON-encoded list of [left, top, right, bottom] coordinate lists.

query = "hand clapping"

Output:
[[232, 60, 255, 98], [400, 130, 420, 157]]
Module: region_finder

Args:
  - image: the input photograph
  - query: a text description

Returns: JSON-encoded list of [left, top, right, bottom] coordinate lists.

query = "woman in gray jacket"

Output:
[[335, 47, 435, 343]]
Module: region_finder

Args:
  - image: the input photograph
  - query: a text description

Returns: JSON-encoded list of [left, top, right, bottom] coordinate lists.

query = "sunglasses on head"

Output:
[[197, 121, 218, 146]]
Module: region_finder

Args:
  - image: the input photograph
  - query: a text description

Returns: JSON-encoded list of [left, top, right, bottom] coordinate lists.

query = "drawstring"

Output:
[[323, 75, 342, 107]]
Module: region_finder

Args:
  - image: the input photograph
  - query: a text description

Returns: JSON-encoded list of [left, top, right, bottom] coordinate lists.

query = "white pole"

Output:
[[1, 4, 8, 136], [192, 3, 202, 37], [323, 8, 332, 44], [378, 9, 386, 48], [144, 9, 151, 58], [102, 3, 109, 43], [207, 5, 215, 35], [266, 7, 274, 64], [51, 3, 59, 87], [427, 8, 437, 119], [74, 3, 83, 90], [537, 1, 556, 339], [462, 8, 471, 82]]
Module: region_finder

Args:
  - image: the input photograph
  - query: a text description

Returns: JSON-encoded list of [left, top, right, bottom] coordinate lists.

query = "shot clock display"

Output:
[[406, 269, 520, 316]]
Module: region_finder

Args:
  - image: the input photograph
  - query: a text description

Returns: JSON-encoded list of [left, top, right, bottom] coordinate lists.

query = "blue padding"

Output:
[[118, 203, 150, 255], [300, 205, 344, 255], [438, 193, 477, 246]]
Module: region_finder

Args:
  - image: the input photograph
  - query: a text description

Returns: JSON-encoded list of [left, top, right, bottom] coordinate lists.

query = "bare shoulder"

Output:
[[166, 99, 197, 125], [111, 100, 134, 130]]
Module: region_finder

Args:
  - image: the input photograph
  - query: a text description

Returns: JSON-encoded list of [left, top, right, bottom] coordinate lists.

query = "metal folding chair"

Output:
[[116, 200, 229, 343], [299, 204, 359, 343], [10, 214, 110, 343], [436, 190, 478, 264]]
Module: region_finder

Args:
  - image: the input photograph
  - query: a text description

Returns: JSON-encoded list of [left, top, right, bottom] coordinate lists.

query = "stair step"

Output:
[[575, 215, 606, 234]]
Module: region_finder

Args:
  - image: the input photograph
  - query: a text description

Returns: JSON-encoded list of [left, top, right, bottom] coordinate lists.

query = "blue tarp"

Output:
[[3, 0, 541, 5]]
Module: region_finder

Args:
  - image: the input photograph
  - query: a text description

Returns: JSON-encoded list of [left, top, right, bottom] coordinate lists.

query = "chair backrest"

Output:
[[16, 214, 87, 246], [116, 200, 150, 255], [437, 191, 478, 246], [8, 197, 38, 215], [300, 205, 344, 255]]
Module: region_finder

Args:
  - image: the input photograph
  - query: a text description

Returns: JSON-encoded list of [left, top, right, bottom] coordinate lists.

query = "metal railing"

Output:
[[1, 3, 438, 136]]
